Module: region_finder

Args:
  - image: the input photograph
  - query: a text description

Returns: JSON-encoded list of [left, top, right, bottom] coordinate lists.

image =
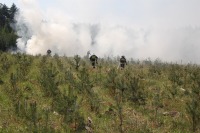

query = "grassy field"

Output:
[[0, 52, 200, 133]]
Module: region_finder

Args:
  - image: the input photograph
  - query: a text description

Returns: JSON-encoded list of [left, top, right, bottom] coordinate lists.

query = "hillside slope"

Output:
[[0, 52, 200, 133]]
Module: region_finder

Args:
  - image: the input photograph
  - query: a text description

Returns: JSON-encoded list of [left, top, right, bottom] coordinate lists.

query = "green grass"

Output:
[[0, 52, 200, 133]]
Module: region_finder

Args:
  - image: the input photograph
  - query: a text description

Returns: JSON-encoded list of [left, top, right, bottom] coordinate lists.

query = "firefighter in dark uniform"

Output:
[[119, 56, 127, 69], [47, 49, 51, 55], [89, 54, 98, 68]]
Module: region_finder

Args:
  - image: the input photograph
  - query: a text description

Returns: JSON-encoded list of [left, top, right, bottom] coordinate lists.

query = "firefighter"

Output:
[[47, 49, 51, 55], [89, 54, 98, 68], [119, 55, 127, 69]]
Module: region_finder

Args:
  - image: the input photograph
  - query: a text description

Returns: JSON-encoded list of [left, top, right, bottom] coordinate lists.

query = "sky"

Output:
[[3, 0, 200, 27], [1, 0, 200, 63]]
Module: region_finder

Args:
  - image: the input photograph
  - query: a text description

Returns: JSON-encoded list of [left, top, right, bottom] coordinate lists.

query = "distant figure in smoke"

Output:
[[119, 55, 127, 69], [47, 49, 51, 55], [90, 54, 98, 68], [87, 51, 91, 59]]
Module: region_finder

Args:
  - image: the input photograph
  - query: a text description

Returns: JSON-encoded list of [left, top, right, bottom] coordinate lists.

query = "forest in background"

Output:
[[0, 3, 18, 51]]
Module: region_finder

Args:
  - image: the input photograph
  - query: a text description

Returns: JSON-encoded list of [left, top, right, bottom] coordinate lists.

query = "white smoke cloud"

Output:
[[15, 0, 200, 64]]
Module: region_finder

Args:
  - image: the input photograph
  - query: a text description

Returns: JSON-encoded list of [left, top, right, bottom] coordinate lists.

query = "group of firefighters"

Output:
[[89, 54, 127, 69], [47, 50, 128, 69]]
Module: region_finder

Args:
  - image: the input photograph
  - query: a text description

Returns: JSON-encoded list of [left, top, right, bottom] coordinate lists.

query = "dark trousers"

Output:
[[92, 62, 96, 68], [120, 63, 125, 68]]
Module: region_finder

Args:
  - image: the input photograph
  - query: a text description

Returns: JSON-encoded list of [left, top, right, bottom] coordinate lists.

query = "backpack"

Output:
[[90, 55, 98, 62], [120, 57, 126, 64]]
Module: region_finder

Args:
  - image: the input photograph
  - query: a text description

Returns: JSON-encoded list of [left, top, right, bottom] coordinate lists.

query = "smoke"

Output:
[[15, 0, 200, 63]]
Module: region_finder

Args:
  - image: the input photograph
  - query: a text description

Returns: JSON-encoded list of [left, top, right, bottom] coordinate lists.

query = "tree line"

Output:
[[0, 3, 18, 51]]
